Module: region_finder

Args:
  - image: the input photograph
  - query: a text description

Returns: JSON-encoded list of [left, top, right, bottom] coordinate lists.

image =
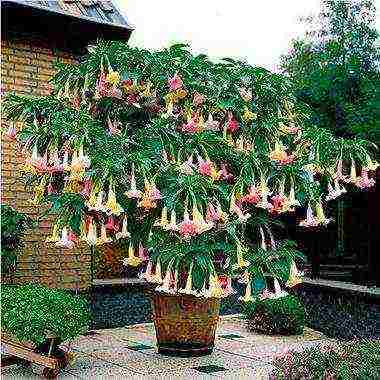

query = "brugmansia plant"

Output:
[[2, 40, 377, 301]]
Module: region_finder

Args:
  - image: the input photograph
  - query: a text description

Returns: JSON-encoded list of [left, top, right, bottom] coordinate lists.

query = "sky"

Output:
[[117, 0, 380, 71]]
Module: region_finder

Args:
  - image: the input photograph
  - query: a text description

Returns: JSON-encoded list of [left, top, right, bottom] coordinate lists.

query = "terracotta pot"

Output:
[[149, 291, 220, 356]]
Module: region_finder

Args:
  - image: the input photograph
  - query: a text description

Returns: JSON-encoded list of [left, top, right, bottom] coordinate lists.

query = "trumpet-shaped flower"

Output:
[[287, 181, 300, 209], [84, 219, 98, 246], [299, 204, 319, 227], [115, 216, 130, 240], [356, 169, 375, 189], [241, 186, 261, 205], [168, 73, 183, 91], [123, 244, 142, 267], [46, 224, 60, 243], [239, 279, 254, 303], [105, 216, 118, 232], [96, 223, 112, 245], [106, 70, 120, 86], [150, 259, 163, 284], [226, 113, 239, 133], [230, 193, 251, 222], [138, 243, 148, 261], [242, 106, 256, 123], [164, 209, 178, 231], [179, 205, 197, 240], [315, 201, 331, 225], [193, 92, 205, 106], [273, 278, 289, 299], [346, 160, 357, 183], [364, 155, 379, 172], [91, 190, 107, 213], [55, 227, 75, 249], [6, 124, 17, 139], [179, 263, 197, 295], [326, 179, 346, 201], [238, 87, 252, 102], [154, 207, 168, 228], [286, 261, 303, 288], [125, 165, 142, 199], [105, 185, 124, 216], [233, 242, 250, 269], [181, 115, 198, 134], [208, 274, 224, 298], [80, 178, 92, 198], [205, 113, 220, 131]]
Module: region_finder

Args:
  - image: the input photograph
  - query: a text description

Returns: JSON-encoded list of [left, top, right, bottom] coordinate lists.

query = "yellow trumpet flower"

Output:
[[96, 223, 112, 245], [123, 244, 142, 267], [105, 184, 124, 216], [46, 224, 60, 243]]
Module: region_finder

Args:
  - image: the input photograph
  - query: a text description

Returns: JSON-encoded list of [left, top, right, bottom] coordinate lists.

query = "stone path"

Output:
[[2, 315, 334, 379]]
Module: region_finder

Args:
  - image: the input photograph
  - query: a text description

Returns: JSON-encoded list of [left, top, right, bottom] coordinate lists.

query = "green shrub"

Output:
[[244, 294, 305, 335], [1, 284, 89, 345], [1, 204, 33, 275], [270, 340, 380, 380]]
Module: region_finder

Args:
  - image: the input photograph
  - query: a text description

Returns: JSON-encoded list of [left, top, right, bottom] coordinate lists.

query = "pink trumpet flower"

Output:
[[80, 178, 92, 198], [105, 216, 118, 232], [193, 92, 206, 106], [55, 227, 75, 249], [179, 204, 197, 240], [5, 124, 17, 139], [326, 179, 346, 201], [356, 169, 375, 189], [181, 116, 198, 134], [226, 113, 239, 133], [138, 243, 148, 261], [168, 73, 183, 91], [241, 186, 261, 205], [107, 117, 121, 135], [125, 164, 142, 199], [95, 71, 109, 98], [220, 163, 234, 182], [270, 194, 288, 214]]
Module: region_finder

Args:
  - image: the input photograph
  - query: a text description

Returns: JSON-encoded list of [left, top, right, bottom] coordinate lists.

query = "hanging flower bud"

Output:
[[5, 123, 17, 139], [232, 241, 249, 269]]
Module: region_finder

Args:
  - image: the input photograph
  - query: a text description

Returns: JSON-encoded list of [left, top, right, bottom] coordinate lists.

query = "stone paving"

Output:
[[2, 315, 335, 379]]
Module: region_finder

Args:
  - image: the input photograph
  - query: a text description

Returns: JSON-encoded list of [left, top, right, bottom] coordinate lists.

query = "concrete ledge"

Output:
[[302, 277, 380, 298]]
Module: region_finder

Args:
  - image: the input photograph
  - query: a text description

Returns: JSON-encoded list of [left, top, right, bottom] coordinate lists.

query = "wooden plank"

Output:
[[2, 340, 59, 369], [1, 354, 28, 368]]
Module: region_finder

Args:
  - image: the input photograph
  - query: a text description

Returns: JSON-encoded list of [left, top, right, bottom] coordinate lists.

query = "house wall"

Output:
[[1, 33, 91, 290]]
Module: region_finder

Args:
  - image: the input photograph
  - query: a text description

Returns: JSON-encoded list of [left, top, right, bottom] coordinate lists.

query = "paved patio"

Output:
[[2, 315, 334, 379]]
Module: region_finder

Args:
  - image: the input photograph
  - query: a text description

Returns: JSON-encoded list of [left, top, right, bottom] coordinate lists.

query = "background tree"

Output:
[[281, 0, 380, 143]]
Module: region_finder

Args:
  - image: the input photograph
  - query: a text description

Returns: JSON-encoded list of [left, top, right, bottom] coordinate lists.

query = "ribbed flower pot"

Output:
[[149, 291, 220, 357]]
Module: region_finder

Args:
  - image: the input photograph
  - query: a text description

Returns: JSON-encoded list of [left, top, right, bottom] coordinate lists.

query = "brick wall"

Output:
[[1, 34, 91, 290]]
